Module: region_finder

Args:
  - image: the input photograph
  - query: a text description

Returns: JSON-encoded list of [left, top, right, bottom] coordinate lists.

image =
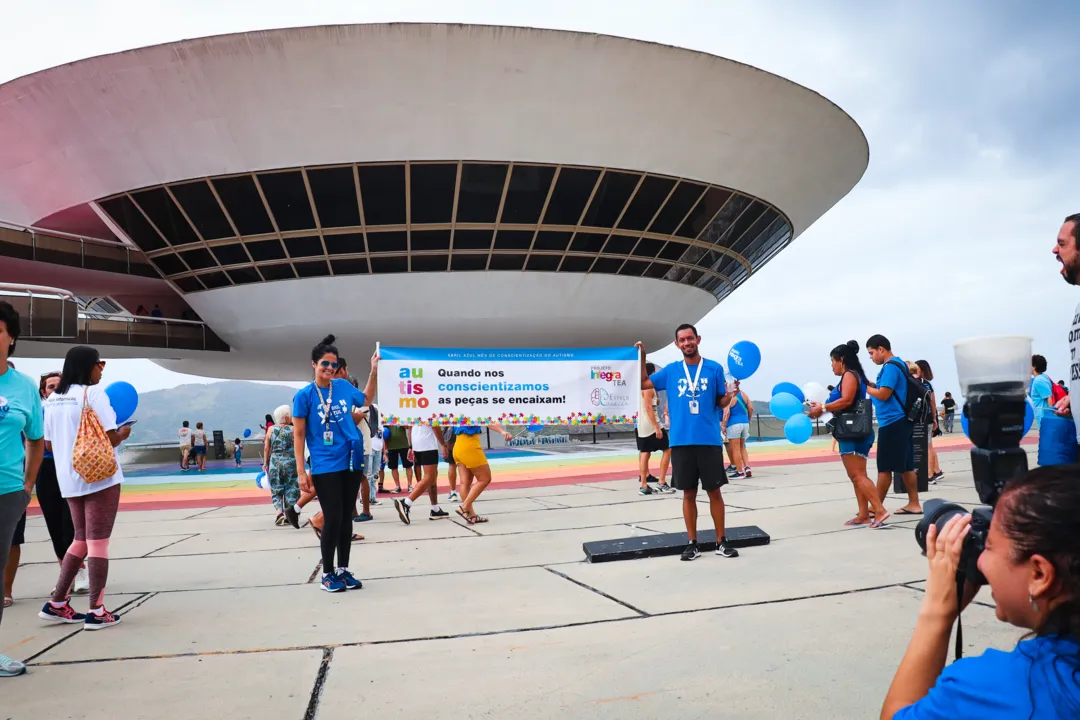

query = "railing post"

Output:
[[165, 320, 170, 349], [592, 424, 597, 444], [126, 318, 131, 346]]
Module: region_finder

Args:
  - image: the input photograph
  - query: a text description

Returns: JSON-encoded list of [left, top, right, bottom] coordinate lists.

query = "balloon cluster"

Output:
[[769, 381, 829, 444]]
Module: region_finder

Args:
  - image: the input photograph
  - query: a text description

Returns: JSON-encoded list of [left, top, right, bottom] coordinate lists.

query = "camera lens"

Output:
[[914, 498, 970, 553]]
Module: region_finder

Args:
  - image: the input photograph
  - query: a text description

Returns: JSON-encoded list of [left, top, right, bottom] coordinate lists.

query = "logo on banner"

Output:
[[398, 367, 430, 409], [590, 388, 631, 408], [589, 365, 626, 385]]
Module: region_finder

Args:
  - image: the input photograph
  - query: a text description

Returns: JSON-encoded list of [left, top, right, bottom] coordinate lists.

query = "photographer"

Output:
[[881, 466, 1080, 719]]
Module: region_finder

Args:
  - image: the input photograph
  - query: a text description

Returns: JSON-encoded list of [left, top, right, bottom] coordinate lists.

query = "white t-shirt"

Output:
[[1071, 301, 1080, 441], [178, 427, 191, 447], [637, 392, 659, 437], [357, 416, 373, 454], [192, 429, 207, 447], [410, 425, 440, 453], [44, 384, 124, 498]]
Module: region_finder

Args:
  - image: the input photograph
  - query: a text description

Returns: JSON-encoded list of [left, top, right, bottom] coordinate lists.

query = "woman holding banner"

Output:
[[454, 424, 512, 524]]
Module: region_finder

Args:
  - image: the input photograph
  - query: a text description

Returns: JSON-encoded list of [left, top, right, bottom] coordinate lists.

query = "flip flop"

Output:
[[2, 596, 12, 609], [869, 511, 891, 528], [894, 508, 923, 515], [844, 517, 870, 526], [351, 534, 364, 542]]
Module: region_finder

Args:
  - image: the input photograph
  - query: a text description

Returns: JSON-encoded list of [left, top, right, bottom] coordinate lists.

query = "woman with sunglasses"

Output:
[[39, 347, 131, 630], [293, 335, 378, 593]]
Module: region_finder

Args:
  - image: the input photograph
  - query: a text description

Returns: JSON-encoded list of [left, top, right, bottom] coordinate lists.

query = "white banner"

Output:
[[378, 346, 639, 426]]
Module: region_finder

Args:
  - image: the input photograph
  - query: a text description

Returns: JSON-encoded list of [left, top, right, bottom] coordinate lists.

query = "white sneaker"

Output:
[[73, 566, 90, 595], [447, 491, 460, 503]]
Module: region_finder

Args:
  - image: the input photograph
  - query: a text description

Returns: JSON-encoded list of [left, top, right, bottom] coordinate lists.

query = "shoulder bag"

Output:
[[832, 372, 874, 441], [72, 388, 118, 483]]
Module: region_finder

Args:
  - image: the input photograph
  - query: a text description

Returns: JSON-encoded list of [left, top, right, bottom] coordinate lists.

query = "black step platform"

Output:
[[583, 526, 770, 563]]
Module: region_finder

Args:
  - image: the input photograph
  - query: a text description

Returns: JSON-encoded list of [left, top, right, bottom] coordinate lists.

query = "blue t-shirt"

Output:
[[650, 358, 728, 447], [292, 379, 366, 475], [893, 635, 1080, 720], [1030, 374, 1054, 423], [0, 368, 43, 495], [726, 394, 749, 425], [827, 372, 867, 406], [455, 426, 483, 436], [873, 357, 908, 427]]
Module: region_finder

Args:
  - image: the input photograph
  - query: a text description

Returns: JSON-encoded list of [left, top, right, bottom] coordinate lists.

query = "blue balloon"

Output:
[[105, 381, 138, 424], [727, 341, 761, 380], [527, 424, 543, 433], [770, 392, 803, 421], [784, 414, 813, 444], [771, 382, 805, 403], [243, 428, 252, 438]]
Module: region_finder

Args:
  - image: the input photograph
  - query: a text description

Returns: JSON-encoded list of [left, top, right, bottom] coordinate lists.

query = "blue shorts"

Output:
[[838, 431, 874, 459]]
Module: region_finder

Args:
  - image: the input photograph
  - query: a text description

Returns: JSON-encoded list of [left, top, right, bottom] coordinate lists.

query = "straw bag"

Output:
[[72, 388, 118, 484]]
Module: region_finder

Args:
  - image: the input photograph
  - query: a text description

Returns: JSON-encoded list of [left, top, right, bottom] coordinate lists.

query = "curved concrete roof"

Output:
[[0, 23, 867, 237]]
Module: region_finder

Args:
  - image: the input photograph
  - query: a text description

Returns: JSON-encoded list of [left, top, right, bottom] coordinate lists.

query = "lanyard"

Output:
[[313, 381, 334, 429], [681, 358, 704, 398]]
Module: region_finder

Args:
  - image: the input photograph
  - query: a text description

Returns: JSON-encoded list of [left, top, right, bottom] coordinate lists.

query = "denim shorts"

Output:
[[838, 431, 875, 459], [726, 423, 750, 440]]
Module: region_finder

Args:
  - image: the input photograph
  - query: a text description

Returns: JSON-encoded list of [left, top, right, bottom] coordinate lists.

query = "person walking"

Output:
[[0, 302, 45, 677], [443, 426, 461, 503], [912, 360, 943, 483], [453, 423, 513, 524], [293, 335, 377, 593], [393, 424, 450, 524], [191, 422, 208, 471], [721, 386, 754, 479], [635, 324, 741, 561], [808, 341, 890, 528], [384, 424, 413, 493], [636, 362, 674, 495], [39, 346, 132, 630], [865, 335, 921, 516], [178, 420, 192, 470], [940, 392, 957, 433], [354, 404, 380, 522], [263, 405, 314, 528], [33, 372, 86, 594]]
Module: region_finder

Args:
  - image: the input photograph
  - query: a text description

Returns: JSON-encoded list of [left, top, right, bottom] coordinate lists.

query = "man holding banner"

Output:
[[637, 324, 741, 561]]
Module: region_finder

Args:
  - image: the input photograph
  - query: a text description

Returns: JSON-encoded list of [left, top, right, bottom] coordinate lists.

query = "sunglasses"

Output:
[[318, 360, 340, 370], [96, 360, 107, 369]]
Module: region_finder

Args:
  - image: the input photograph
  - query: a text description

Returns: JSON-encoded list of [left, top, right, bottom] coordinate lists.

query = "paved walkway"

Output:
[[2, 440, 1024, 719]]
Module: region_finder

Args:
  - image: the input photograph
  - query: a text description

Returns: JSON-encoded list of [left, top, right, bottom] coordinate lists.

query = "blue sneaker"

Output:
[[353, 513, 373, 522], [0, 653, 26, 677], [38, 602, 87, 625], [320, 573, 346, 593], [83, 608, 121, 631], [337, 569, 363, 590]]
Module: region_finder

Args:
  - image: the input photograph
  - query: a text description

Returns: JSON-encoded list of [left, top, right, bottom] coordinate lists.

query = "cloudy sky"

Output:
[[4, 0, 1079, 399]]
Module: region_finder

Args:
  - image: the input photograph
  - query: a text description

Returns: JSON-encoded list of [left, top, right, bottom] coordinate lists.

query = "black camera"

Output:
[[913, 380, 1029, 586]]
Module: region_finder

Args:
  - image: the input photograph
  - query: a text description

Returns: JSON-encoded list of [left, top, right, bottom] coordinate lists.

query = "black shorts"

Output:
[[876, 420, 915, 474], [413, 449, 439, 467], [386, 448, 414, 470], [636, 433, 669, 453], [672, 445, 728, 492], [12, 510, 26, 546]]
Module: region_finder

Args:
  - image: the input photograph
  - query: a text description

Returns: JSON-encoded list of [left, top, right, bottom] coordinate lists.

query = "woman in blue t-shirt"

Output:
[[882, 465, 1080, 719], [292, 335, 378, 594], [808, 341, 889, 528]]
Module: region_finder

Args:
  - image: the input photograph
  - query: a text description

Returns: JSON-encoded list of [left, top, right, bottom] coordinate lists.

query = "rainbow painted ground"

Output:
[[28, 434, 1001, 513]]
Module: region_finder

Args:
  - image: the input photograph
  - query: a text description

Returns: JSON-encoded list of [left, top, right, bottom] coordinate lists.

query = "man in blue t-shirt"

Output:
[[865, 334, 921, 515], [1028, 354, 1054, 425], [636, 324, 741, 561]]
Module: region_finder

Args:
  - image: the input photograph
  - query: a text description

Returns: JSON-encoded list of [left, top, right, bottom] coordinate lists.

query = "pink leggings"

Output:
[[51, 484, 121, 608]]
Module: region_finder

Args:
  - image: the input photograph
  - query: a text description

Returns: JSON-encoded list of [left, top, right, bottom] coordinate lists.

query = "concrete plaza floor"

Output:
[[1, 446, 1025, 719]]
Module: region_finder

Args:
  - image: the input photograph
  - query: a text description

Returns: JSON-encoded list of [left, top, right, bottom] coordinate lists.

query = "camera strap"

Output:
[[954, 574, 965, 660]]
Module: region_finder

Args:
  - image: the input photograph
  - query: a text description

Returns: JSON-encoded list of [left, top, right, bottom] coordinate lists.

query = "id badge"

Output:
[[323, 430, 334, 446], [688, 400, 700, 415]]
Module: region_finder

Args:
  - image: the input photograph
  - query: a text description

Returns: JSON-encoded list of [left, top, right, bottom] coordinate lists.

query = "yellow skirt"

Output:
[[452, 433, 488, 469]]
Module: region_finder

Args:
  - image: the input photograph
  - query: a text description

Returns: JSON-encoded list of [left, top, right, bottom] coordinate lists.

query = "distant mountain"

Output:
[[129, 381, 300, 444]]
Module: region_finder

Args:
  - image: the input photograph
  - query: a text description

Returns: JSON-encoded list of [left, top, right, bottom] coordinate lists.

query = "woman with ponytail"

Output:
[[809, 340, 890, 528], [292, 335, 378, 593]]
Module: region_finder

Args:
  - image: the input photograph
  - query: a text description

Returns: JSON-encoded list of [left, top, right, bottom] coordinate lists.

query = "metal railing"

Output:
[[0, 219, 158, 278], [0, 283, 228, 352], [0, 283, 78, 338]]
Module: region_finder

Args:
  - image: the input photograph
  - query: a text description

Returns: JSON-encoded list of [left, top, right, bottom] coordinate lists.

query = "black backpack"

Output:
[[888, 359, 933, 425]]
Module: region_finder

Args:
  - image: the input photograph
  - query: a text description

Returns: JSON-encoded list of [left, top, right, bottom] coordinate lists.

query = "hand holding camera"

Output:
[[921, 513, 971, 620]]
